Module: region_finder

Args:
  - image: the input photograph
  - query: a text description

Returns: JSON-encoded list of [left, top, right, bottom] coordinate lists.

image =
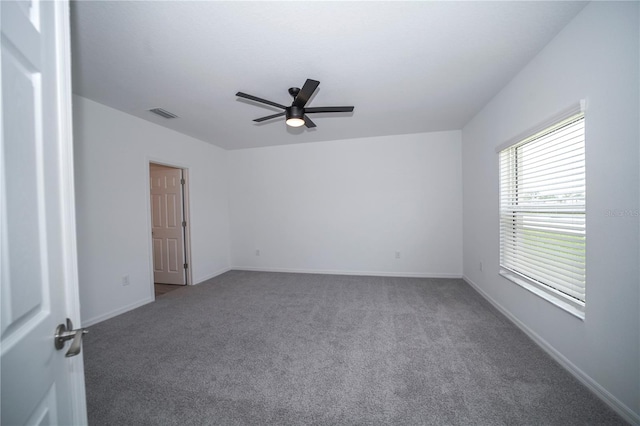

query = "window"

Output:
[[499, 109, 585, 318]]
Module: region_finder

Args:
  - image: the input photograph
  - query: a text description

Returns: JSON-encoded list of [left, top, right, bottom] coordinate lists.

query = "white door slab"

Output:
[[150, 166, 186, 285], [1, 1, 87, 424]]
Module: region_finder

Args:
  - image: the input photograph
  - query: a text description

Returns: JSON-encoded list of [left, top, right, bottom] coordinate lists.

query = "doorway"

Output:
[[149, 162, 191, 296]]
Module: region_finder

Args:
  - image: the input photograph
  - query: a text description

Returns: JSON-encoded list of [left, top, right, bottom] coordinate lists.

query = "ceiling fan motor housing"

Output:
[[286, 105, 304, 120]]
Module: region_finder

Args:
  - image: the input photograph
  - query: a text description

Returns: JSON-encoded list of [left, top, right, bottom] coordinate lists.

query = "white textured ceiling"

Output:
[[70, 1, 587, 150]]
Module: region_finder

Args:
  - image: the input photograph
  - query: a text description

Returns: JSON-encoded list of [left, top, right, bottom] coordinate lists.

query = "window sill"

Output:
[[499, 269, 585, 321]]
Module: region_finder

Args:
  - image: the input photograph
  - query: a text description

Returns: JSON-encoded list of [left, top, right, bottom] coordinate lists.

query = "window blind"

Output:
[[499, 113, 585, 306]]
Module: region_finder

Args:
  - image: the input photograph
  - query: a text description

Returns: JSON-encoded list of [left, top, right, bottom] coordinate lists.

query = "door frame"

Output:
[[145, 159, 193, 296], [56, 3, 88, 421]]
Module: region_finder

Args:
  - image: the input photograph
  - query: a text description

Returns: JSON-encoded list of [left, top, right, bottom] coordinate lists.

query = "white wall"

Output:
[[462, 2, 639, 422], [228, 131, 462, 277], [73, 96, 231, 326]]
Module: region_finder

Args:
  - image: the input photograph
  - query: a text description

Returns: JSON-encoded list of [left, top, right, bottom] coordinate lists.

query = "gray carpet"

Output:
[[84, 271, 625, 425]]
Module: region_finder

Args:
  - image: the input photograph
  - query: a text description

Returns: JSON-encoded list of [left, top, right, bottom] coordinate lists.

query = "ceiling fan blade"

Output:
[[303, 115, 317, 128], [253, 112, 286, 122], [236, 92, 287, 109], [292, 79, 320, 108], [304, 106, 354, 113]]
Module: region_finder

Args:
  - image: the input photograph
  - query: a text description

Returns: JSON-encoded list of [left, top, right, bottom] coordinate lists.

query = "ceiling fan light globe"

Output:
[[286, 117, 305, 127]]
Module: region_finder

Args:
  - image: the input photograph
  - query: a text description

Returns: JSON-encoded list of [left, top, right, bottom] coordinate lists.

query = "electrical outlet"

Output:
[[255, 249, 260, 256], [122, 275, 130, 286], [395, 251, 401, 259]]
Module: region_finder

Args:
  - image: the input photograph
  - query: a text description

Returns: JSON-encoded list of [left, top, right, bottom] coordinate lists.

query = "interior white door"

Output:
[[150, 166, 187, 285], [1, 1, 87, 424]]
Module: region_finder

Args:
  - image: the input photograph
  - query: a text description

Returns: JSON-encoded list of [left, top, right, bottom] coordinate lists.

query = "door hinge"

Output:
[[181, 178, 185, 185], [184, 263, 188, 269], [182, 221, 187, 227]]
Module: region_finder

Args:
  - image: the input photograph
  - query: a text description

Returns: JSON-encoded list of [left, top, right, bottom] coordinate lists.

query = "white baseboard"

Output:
[[193, 266, 232, 285], [463, 275, 640, 426], [231, 266, 462, 279], [82, 267, 232, 327], [81, 296, 154, 327]]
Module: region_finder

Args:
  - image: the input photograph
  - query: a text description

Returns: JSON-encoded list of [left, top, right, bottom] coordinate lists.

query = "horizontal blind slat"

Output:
[[501, 240, 586, 268]]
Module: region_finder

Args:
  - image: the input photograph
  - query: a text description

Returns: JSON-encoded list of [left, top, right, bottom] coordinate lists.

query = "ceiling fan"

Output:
[[236, 79, 354, 128]]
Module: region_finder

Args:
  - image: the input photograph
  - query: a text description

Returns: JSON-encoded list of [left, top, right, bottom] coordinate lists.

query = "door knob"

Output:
[[54, 318, 88, 357]]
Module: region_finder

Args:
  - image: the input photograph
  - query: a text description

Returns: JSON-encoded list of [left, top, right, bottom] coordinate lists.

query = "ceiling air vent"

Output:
[[149, 108, 178, 119]]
